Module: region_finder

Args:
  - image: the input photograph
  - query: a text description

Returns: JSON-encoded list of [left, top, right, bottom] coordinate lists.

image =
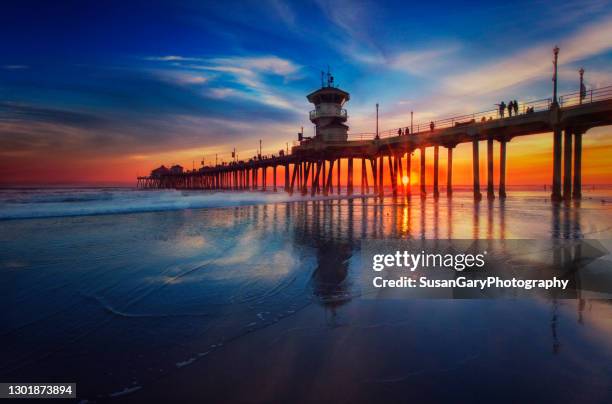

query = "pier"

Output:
[[138, 82, 612, 201]]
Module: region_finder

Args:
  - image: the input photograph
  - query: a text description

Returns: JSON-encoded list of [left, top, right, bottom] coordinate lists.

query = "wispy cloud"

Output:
[[149, 54, 303, 110], [2, 65, 29, 69], [444, 14, 612, 97]]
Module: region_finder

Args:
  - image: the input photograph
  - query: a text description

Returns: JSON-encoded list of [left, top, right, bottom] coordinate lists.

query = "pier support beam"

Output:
[[499, 139, 507, 198], [289, 163, 298, 195], [551, 128, 562, 201], [311, 161, 322, 197], [361, 158, 366, 195], [302, 162, 311, 195], [337, 158, 341, 194], [348, 158, 354, 195], [392, 154, 399, 197], [446, 147, 453, 197], [563, 128, 573, 201], [573, 132, 583, 199], [378, 155, 384, 197], [420, 147, 426, 197], [273, 165, 277, 192], [472, 138, 482, 201], [487, 137, 495, 200], [325, 160, 334, 195], [284, 164, 289, 192], [406, 151, 411, 197], [397, 154, 404, 195], [370, 158, 377, 195], [433, 145, 440, 198]]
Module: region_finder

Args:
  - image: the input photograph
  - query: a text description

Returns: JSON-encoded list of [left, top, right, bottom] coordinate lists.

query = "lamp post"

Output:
[[411, 111, 413, 134], [579, 68, 585, 104], [375, 103, 379, 140], [552, 46, 559, 105]]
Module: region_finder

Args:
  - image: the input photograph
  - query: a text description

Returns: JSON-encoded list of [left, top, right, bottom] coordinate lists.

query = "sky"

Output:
[[1, 0, 611, 186]]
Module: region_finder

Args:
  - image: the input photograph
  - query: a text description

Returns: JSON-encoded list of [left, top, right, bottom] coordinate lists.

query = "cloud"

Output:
[[145, 56, 200, 62], [2, 65, 29, 69], [266, 0, 296, 28], [177, 55, 302, 110], [443, 13, 612, 97], [152, 70, 210, 85]]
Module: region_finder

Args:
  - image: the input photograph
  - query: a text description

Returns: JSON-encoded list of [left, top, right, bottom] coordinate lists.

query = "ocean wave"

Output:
[[0, 188, 354, 220]]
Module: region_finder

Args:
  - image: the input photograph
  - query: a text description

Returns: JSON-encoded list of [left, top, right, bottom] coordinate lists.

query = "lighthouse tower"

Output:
[[306, 72, 350, 142]]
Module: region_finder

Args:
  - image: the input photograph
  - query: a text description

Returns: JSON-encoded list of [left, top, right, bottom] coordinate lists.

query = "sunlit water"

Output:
[[1, 188, 612, 402]]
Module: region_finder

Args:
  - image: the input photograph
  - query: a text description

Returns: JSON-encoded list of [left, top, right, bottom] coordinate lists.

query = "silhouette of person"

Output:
[[508, 101, 513, 117], [513, 100, 519, 115], [398, 128, 402, 136], [405, 127, 410, 135], [430, 121, 435, 131], [499, 101, 506, 118]]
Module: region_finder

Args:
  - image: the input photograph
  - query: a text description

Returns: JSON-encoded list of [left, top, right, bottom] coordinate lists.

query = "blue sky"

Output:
[[1, 0, 611, 182]]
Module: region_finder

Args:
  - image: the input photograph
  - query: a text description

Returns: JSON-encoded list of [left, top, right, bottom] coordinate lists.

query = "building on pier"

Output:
[[306, 74, 350, 143]]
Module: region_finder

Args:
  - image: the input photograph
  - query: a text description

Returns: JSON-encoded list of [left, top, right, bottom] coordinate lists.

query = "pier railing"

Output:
[[559, 85, 612, 108], [347, 85, 612, 141]]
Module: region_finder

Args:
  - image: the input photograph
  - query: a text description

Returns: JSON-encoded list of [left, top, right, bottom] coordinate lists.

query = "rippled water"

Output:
[[1, 188, 612, 402]]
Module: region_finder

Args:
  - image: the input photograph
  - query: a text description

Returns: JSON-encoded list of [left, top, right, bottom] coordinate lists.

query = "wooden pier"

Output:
[[138, 85, 612, 201]]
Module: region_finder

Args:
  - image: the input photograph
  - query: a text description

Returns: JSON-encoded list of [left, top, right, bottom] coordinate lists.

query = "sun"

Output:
[[401, 175, 410, 186]]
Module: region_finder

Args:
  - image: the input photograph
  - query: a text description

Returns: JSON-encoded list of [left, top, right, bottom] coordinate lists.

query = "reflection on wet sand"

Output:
[[3, 190, 612, 402], [279, 193, 612, 361]]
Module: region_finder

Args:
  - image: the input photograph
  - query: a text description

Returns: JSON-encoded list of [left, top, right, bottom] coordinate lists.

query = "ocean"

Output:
[[1, 187, 612, 402]]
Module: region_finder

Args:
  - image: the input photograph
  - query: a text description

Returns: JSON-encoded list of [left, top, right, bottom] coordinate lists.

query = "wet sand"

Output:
[[1, 189, 612, 402]]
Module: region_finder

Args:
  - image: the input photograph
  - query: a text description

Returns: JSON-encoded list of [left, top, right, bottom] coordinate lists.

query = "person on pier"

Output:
[[499, 101, 506, 118], [405, 127, 410, 135], [508, 101, 514, 117], [430, 121, 435, 131], [398, 128, 403, 136], [513, 100, 519, 115]]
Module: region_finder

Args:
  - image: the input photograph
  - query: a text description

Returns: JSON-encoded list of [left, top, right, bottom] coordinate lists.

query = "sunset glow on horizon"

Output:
[[1, 0, 611, 186]]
